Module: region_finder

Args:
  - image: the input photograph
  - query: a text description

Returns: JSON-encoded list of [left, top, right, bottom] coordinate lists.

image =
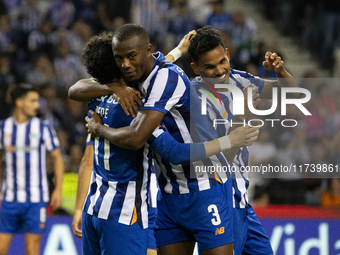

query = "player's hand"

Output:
[[50, 189, 62, 211], [262, 51, 285, 75], [176, 30, 196, 54], [86, 110, 102, 140], [237, 84, 260, 121], [72, 210, 83, 239], [228, 125, 260, 148], [111, 79, 142, 118]]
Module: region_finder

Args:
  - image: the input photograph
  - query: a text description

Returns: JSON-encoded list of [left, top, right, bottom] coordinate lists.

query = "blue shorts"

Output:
[[0, 201, 47, 234], [82, 212, 148, 255], [233, 205, 273, 255], [147, 207, 157, 250], [155, 181, 233, 251]]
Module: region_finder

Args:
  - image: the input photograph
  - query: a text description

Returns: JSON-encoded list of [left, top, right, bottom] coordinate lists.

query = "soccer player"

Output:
[[0, 84, 64, 255], [187, 26, 299, 255], [70, 30, 259, 255]]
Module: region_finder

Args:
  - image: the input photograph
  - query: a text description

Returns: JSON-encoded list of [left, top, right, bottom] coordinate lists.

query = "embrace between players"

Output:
[[69, 24, 298, 255]]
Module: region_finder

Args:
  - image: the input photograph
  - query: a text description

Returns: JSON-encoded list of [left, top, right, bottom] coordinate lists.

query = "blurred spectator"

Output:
[[26, 53, 56, 86], [46, 0, 75, 29], [0, 14, 16, 54], [321, 178, 340, 207], [131, 0, 169, 47], [0, 52, 15, 120], [97, 0, 131, 31], [69, 19, 93, 56], [249, 129, 278, 166], [167, 1, 196, 47], [27, 18, 54, 60], [205, 0, 231, 33], [53, 43, 88, 89], [320, 0, 340, 69], [13, 0, 44, 44], [228, 10, 258, 69], [74, 0, 99, 33], [252, 185, 270, 207], [187, 0, 212, 26]]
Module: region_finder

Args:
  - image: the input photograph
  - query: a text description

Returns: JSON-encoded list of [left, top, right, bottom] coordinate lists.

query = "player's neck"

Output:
[[138, 55, 156, 83], [13, 109, 30, 124]]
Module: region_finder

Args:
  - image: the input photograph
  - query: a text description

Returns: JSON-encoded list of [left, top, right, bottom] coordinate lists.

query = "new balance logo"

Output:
[[215, 226, 225, 235]]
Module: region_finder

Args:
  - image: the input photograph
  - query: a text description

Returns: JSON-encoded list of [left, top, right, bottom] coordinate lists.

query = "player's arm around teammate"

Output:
[[68, 30, 196, 118]]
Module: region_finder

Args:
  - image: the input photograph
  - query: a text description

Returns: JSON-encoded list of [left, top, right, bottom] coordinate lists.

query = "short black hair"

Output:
[[11, 84, 38, 104], [81, 31, 121, 84], [188, 26, 225, 63], [113, 23, 150, 46]]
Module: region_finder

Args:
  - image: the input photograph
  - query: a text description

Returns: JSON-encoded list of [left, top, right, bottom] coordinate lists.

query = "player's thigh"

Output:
[[25, 233, 42, 255], [22, 202, 47, 234], [147, 248, 157, 255], [242, 205, 273, 255], [158, 240, 196, 255], [154, 193, 195, 248], [82, 212, 102, 255], [200, 242, 233, 255], [189, 182, 233, 251], [0, 201, 22, 234], [93, 215, 148, 255], [0, 233, 14, 255], [232, 208, 248, 255]]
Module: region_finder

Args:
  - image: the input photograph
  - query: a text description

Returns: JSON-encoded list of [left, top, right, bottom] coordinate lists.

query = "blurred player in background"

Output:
[[0, 84, 64, 255]]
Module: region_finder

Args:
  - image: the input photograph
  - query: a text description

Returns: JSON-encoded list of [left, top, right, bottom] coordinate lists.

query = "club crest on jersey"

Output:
[[29, 130, 41, 140]]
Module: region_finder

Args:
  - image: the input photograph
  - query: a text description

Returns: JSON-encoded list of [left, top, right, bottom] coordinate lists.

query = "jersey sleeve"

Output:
[[140, 68, 188, 114], [42, 120, 60, 152], [148, 125, 206, 165], [86, 134, 93, 146]]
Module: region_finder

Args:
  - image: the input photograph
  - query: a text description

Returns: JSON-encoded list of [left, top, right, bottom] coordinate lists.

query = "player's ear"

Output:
[[225, 48, 230, 61], [146, 44, 152, 57], [191, 62, 200, 75], [16, 98, 24, 108]]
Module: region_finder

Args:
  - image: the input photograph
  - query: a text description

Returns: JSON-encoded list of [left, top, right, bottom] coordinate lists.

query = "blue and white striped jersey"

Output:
[[83, 96, 153, 229], [139, 52, 230, 195], [192, 68, 265, 208], [0, 117, 59, 203]]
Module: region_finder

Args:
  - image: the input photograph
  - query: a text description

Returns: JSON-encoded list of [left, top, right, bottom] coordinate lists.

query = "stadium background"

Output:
[[0, 0, 339, 254]]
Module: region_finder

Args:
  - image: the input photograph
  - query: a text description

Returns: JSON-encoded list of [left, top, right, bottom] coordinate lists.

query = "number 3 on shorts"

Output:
[[207, 204, 221, 226]]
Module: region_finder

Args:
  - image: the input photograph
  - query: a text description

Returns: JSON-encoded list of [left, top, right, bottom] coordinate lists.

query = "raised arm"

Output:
[[165, 30, 196, 63], [261, 51, 299, 99]]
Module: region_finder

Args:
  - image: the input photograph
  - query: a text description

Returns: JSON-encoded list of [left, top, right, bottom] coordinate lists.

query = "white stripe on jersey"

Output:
[[169, 107, 192, 144], [16, 123, 27, 202], [41, 145, 49, 202], [118, 181, 136, 225], [140, 144, 150, 227], [164, 73, 187, 112], [87, 174, 102, 215], [97, 181, 117, 219], [94, 137, 99, 166], [30, 118, 40, 202], [104, 139, 110, 171], [149, 172, 158, 208], [172, 164, 189, 194], [4, 119, 14, 202]]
